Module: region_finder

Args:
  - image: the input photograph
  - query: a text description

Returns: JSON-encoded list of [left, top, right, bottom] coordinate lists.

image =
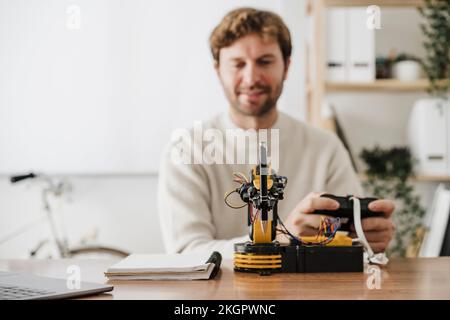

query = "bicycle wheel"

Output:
[[67, 246, 129, 259]]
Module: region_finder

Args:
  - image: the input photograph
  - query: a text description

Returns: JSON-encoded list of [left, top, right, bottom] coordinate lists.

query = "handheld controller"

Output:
[[312, 194, 385, 231]]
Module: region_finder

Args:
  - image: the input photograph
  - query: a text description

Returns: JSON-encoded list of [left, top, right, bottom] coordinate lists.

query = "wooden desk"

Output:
[[1, 258, 450, 299]]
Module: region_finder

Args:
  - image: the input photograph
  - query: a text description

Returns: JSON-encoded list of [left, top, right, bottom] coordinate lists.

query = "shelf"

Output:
[[415, 175, 450, 182], [325, 79, 431, 92], [305, 0, 437, 129], [323, 0, 423, 7], [358, 173, 450, 182]]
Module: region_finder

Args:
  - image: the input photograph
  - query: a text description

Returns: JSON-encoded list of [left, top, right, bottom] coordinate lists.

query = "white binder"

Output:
[[347, 7, 375, 82], [326, 8, 348, 81]]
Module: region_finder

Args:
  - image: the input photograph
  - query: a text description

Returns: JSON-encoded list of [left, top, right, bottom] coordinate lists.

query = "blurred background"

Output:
[[0, 0, 448, 259]]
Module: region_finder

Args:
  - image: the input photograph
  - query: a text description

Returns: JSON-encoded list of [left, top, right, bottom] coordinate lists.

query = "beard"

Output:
[[227, 81, 284, 117]]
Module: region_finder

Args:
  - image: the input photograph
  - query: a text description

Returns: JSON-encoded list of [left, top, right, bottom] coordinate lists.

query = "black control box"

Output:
[[234, 242, 364, 274]]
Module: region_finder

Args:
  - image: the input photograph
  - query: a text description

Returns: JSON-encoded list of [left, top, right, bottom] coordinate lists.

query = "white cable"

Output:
[[350, 196, 389, 265]]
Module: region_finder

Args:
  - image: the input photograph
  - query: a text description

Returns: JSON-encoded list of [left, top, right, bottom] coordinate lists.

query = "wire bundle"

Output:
[[318, 216, 341, 238], [224, 172, 249, 209], [232, 172, 248, 184], [277, 216, 341, 246]]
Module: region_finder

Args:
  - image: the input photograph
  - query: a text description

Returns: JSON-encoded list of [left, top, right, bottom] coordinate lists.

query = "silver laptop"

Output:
[[0, 271, 113, 300]]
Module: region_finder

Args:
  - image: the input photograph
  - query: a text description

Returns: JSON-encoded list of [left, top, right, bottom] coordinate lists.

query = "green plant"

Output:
[[418, 0, 450, 98], [360, 146, 426, 257]]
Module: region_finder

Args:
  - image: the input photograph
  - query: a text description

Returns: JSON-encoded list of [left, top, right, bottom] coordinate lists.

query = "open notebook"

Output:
[[105, 252, 221, 280]]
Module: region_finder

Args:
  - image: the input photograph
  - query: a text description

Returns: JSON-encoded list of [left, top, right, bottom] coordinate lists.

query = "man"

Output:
[[158, 8, 395, 258]]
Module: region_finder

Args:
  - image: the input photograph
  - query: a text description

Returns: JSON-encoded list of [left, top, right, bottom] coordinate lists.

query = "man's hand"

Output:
[[278, 192, 396, 253], [350, 199, 396, 253]]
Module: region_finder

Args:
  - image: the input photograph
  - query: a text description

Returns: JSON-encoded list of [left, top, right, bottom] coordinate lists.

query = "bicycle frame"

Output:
[[8, 173, 73, 258]]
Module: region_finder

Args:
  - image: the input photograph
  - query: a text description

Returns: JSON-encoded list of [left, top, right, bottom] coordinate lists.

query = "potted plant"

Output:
[[391, 53, 423, 81], [406, 1, 449, 180]]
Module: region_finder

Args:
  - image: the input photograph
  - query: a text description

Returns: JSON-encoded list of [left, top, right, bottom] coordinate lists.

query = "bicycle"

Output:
[[2, 172, 129, 259]]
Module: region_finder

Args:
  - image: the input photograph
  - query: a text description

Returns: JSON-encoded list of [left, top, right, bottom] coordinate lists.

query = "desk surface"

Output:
[[1, 258, 450, 299]]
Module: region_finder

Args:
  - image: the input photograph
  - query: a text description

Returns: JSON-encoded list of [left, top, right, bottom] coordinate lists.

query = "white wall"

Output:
[[0, 0, 306, 175]]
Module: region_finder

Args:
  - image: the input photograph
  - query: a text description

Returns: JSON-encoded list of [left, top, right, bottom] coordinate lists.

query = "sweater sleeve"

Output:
[[325, 135, 364, 197], [157, 143, 248, 258]]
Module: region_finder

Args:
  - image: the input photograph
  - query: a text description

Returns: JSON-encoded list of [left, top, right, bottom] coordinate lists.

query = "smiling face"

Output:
[[216, 33, 290, 117]]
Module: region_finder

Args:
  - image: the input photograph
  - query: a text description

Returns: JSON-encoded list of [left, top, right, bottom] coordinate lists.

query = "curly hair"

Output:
[[209, 7, 292, 65]]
